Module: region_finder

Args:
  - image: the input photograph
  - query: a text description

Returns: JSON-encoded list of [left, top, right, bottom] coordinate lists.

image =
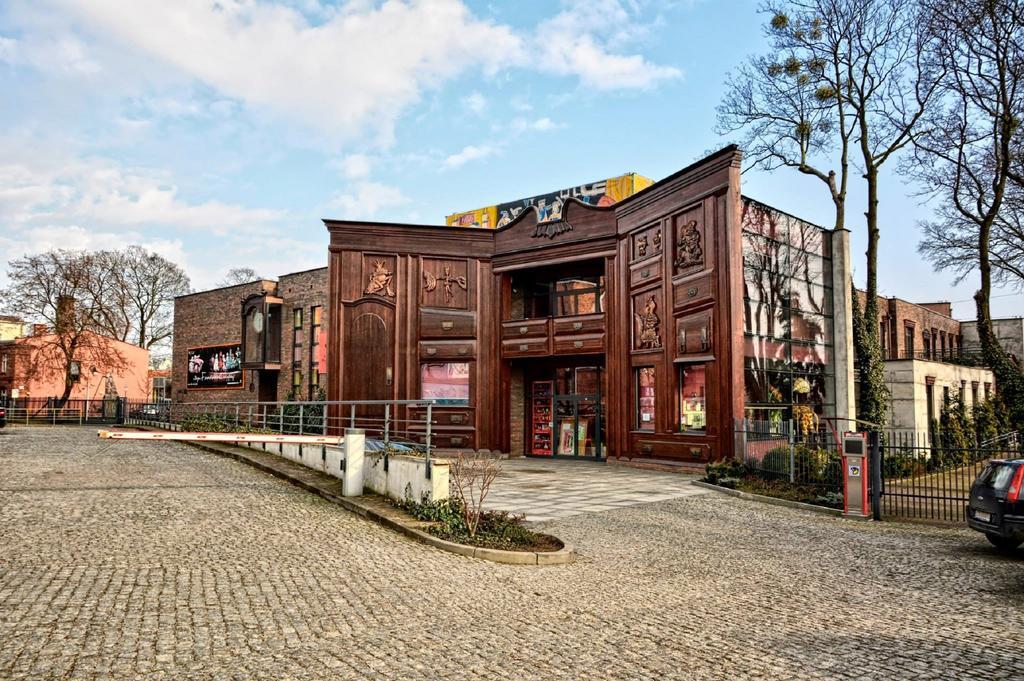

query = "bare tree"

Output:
[[2, 250, 127, 404], [717, 5, 857, 235], [909, 0, 1024, 426], [448, 452, 502, 538], [730, 0, 941, 426], [218, 267, 261, 287], [88, 246, 191, 351]]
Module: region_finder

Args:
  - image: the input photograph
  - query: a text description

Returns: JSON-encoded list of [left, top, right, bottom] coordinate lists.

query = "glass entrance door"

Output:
[[550, 366, 604, 458]]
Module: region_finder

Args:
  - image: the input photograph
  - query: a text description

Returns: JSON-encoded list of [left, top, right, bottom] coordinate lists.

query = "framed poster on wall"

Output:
[[187, 344, 243, 389]]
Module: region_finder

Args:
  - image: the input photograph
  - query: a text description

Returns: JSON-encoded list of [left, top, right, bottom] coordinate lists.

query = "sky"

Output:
[[0, 0, 1020, 319]]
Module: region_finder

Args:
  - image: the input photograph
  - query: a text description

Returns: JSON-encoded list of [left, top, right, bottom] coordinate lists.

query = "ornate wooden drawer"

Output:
[[673, 272, 714, 310], [500, 318, 550, 340], [632, 438, 712, 460], [420, 308, 475, 338], [552, 313, 605, 336], [501, 336, 550, 358], [419, 340, 475, 360], [630, 257, 662, 289], [409, 407, 474, 427], [412, 429, 476, 450], [552, 333, 604, 355]]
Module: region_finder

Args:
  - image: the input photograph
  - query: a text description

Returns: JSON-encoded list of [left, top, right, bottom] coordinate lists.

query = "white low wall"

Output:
[[239, 438, 448, 502]]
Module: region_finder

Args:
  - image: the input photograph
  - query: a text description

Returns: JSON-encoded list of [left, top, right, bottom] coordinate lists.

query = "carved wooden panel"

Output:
[[676, 310, 713, 358], [673, 208, 706, 277], [631, 224, 663, 262], [361, 254, 397, 299], [631, 289, 663, 351], [421, 257, 469, 309]]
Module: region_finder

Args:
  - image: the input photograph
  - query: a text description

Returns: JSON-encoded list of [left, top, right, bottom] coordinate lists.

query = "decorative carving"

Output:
[[423, 266, 467, 303], [635, 295, 661, 349], [637, 234, 648, 257], [364, 260, 395, 297], [531, 222, 573, 239], [674, 220, 703, 271], [653, 229, 662, 251]]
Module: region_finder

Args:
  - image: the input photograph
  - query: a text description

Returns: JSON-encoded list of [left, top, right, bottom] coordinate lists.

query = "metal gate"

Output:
[[872, 430, 1021, 523]]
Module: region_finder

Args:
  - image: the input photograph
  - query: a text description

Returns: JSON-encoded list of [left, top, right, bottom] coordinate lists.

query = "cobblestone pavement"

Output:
[[1, 427, 1021, 680], [486, 458, 705, 521]]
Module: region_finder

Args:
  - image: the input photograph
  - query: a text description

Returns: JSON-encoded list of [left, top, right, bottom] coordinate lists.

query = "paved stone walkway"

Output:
[[1, 426, 1021, 680], [485, 457, 705, 521]]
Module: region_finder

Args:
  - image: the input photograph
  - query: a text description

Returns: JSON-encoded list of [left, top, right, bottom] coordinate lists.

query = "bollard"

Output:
[[842, 432, 870, 519], [342, 428, 365, 497]]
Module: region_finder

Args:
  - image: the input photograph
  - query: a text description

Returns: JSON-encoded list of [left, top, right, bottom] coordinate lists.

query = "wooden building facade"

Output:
[[325, 146, 850, 463]]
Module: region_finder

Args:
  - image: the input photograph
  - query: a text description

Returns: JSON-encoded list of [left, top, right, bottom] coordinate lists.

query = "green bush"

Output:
[[704, 458, 748, 484], [178, 413, 274, 434]]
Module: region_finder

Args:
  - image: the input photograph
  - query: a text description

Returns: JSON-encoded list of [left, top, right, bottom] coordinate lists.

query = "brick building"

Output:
[[171, 267, 328, 405], [855, 290, 995, 431]]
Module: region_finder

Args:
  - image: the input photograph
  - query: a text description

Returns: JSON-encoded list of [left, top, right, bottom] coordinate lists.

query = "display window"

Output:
[[678, 364, 707, 432], [636, 367, 656, 431], [421, 362, 470, 405]]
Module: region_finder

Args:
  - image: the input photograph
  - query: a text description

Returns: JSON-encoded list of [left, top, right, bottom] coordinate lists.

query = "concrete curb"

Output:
[[692, 480, 844, 517], [120, 428, 575, 566]]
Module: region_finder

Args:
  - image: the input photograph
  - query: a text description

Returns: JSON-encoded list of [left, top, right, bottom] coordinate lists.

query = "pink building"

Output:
[[0, 330, 150, 402]]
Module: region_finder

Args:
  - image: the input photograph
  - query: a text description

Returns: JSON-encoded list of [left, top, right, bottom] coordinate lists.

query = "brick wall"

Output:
[[509, 366, 524, 456], [172, 270, 329, 406], [857, 291, 963, 360], [172, 280, 275, 404], [276, 268, 329, 402]]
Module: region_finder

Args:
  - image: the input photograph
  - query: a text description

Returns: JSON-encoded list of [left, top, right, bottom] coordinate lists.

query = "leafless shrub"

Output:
[[448, 452, 501, 537]]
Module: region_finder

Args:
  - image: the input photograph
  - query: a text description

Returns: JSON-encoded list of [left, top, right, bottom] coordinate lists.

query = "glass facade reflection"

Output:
[[741, 199, 835, 422]]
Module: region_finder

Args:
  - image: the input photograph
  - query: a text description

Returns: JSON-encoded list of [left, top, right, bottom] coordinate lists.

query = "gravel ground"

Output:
[[1, 426, 1021, 680]]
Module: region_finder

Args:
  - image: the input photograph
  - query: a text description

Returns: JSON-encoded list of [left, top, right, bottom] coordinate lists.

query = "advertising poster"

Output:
[[187, 344, 243, 389]]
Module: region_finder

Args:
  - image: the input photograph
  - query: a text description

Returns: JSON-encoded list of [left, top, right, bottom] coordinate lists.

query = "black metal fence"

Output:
[[0, 397, 126, 425], [734, 418, 844, 498], [878, 430, 1022, 523], [735, 418, 1023, 523]]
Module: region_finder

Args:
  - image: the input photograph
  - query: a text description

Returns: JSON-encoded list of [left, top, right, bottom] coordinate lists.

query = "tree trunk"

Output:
[[858, 166, 888, 427]]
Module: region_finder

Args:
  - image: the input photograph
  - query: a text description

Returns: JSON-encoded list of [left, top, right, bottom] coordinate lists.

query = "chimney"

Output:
[[56, 295, 75, 334]]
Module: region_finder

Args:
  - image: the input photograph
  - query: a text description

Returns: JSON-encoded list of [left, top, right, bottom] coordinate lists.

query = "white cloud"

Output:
[[534, 0, 681, 90], [330, 181, 410, 219], [511, 117, 560, 132], [462, 92, 487, 115], [53, 0, 524, 143], [333, 153, 373, 180], [442, 144, 498, 169]]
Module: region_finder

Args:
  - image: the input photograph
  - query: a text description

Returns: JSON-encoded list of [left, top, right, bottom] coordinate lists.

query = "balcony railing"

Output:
[[890, 348, 987, 367]]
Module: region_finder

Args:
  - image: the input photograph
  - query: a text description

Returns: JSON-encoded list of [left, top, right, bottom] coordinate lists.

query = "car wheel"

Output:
[[985, 533, 1023, 552]]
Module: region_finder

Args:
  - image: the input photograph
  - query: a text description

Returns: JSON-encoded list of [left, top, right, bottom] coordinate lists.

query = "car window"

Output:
[[980, 463, 1016, 491]]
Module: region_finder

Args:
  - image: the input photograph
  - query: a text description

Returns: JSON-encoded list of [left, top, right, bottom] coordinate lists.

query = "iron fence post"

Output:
[[235, 405, 240, 428], [425, 402, 433, 479], [383, 404, 390, 445], [788, 420, 795, 483], [869, 430, 882, 521], [350, 404, 356, 430], [299, 404, 305, 436]]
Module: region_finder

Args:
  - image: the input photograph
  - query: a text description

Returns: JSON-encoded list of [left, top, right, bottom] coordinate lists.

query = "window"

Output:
[[292, 369, 302, 389], [0, 353, 7, 374], [960, 380, 966, 404], [678, 364, 707, 432], [972, 382, 979, 406], [926, 382, 935, 425], [879, 320, 888, 358], [985, 382, 992, 400], [904, 324, 915, 358], [293, 308, 303, 329], [421, 362, 470, 405], [636, 367, 656, 431], [309, 305, 322, 398], [551, 276, 604, 316], [922, 332, 931, 359]]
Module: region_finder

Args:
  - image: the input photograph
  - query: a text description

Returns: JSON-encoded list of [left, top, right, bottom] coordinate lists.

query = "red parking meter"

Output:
[[842, 432, 869, 518]]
